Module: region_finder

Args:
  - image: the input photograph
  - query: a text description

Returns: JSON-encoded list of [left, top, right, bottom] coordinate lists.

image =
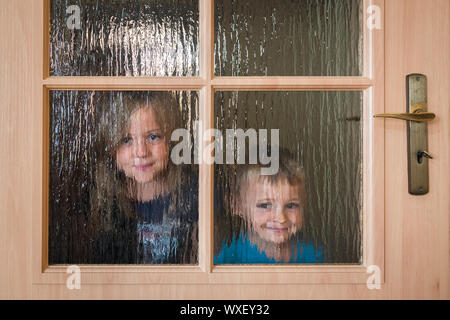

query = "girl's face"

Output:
[[116, 107, 169, 184], [241, 177, 303, 244]]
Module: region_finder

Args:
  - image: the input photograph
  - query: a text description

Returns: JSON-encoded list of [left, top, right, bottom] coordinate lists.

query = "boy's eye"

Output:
[[256, 202, 272, 209], [286, 202, 300, 209]]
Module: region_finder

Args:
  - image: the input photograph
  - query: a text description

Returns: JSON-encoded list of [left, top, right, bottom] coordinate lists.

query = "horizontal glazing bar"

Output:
[[43, 77, 208, 89], [43, 77, 374, 90], [211, 77, 374, 90]]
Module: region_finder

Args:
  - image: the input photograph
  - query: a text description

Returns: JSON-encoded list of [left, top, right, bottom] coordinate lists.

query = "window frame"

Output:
[[33, 0, 385, 285]]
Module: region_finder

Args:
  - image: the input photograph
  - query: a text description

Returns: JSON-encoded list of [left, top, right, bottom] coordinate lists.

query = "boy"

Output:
[[215, 148, 322, 264]]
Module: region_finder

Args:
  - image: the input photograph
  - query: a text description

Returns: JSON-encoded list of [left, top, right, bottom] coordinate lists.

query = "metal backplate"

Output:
[[407, 74, 429, 195]]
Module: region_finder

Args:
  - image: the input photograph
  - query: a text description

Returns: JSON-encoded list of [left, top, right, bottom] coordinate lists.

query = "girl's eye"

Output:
[[256, 203, 272, 209], [147, 134, 162, 142], [121, 137, 132, 145], [286, 202, 300, 209]]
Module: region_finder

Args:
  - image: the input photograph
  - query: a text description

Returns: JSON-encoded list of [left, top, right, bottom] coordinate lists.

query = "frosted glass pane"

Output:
[[48, 91, 199, 264], [215, 0, 363, 76], [214, 91, 362, 264], [50, 0, 199, 76]]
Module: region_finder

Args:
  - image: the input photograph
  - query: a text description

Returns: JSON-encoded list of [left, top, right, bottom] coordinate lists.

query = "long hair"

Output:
[[89, 91, 183, 234]]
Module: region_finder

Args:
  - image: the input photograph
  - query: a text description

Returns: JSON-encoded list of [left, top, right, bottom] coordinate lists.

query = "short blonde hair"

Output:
[[234, 147, 307, 211]]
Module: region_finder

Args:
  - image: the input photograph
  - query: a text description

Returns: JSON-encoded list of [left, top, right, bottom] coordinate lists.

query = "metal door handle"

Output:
[[374, 74, 434, 195], [374, 103, 436, 122]]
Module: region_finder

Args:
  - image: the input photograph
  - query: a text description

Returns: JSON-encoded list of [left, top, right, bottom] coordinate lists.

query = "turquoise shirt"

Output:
[[214, 234, 323, 264]]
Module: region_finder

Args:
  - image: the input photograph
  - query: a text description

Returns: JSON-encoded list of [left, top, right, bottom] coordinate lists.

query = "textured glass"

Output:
[[50, 0, 199, 76], [215, 0, 363, 76], [214, 91, 362, 264], [49, 91, 199, 264]]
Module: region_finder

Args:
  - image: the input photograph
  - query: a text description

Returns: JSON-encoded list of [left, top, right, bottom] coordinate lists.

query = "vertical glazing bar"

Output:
[[199, 0, 214, 273], [200, 0, 214, 81]]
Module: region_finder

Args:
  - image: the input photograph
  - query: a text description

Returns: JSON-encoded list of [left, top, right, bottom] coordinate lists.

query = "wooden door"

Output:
[[0, 0, 448, 299]]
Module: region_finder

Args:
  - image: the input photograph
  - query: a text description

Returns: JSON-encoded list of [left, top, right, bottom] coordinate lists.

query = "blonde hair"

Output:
[[234, 148, 307, 210], [89, 91, 183, 233]]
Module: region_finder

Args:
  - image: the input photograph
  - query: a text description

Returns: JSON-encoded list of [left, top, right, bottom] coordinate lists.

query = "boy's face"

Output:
[[240, 177, 303, 244], [116, 107, 169, 184]]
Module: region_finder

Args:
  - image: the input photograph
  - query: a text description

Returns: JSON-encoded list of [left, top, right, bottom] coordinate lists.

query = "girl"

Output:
[[89, 91, 198, 264]]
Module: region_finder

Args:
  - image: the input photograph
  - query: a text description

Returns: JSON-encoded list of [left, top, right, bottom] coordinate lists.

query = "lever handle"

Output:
[[374, 103, 436, 122]]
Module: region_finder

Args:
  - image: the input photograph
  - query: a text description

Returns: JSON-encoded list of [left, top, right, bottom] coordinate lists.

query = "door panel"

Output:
[[0, 0, 448, 299], [384, 0, 449, 299]]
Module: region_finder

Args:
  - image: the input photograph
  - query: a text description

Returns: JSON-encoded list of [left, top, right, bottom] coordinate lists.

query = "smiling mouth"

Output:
[[134, 164, 153, 171], [265, 227, 289, 233]]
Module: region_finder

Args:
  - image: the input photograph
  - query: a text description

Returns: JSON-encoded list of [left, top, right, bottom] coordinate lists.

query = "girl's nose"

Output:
[[134, 139, 148, 158]]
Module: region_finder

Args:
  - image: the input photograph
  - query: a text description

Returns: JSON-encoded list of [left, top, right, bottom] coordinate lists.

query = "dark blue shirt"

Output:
[[134, 170, 199, 264]]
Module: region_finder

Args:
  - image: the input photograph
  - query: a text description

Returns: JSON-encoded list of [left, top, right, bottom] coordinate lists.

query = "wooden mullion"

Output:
[[198, 0, 215, 273]]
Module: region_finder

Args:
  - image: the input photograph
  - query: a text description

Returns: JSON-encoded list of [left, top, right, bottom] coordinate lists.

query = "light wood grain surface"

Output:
[[0, 0, 448, 299]]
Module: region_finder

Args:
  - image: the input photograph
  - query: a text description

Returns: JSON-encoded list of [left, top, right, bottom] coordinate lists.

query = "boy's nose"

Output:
[[274, 207, 287, 223]]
